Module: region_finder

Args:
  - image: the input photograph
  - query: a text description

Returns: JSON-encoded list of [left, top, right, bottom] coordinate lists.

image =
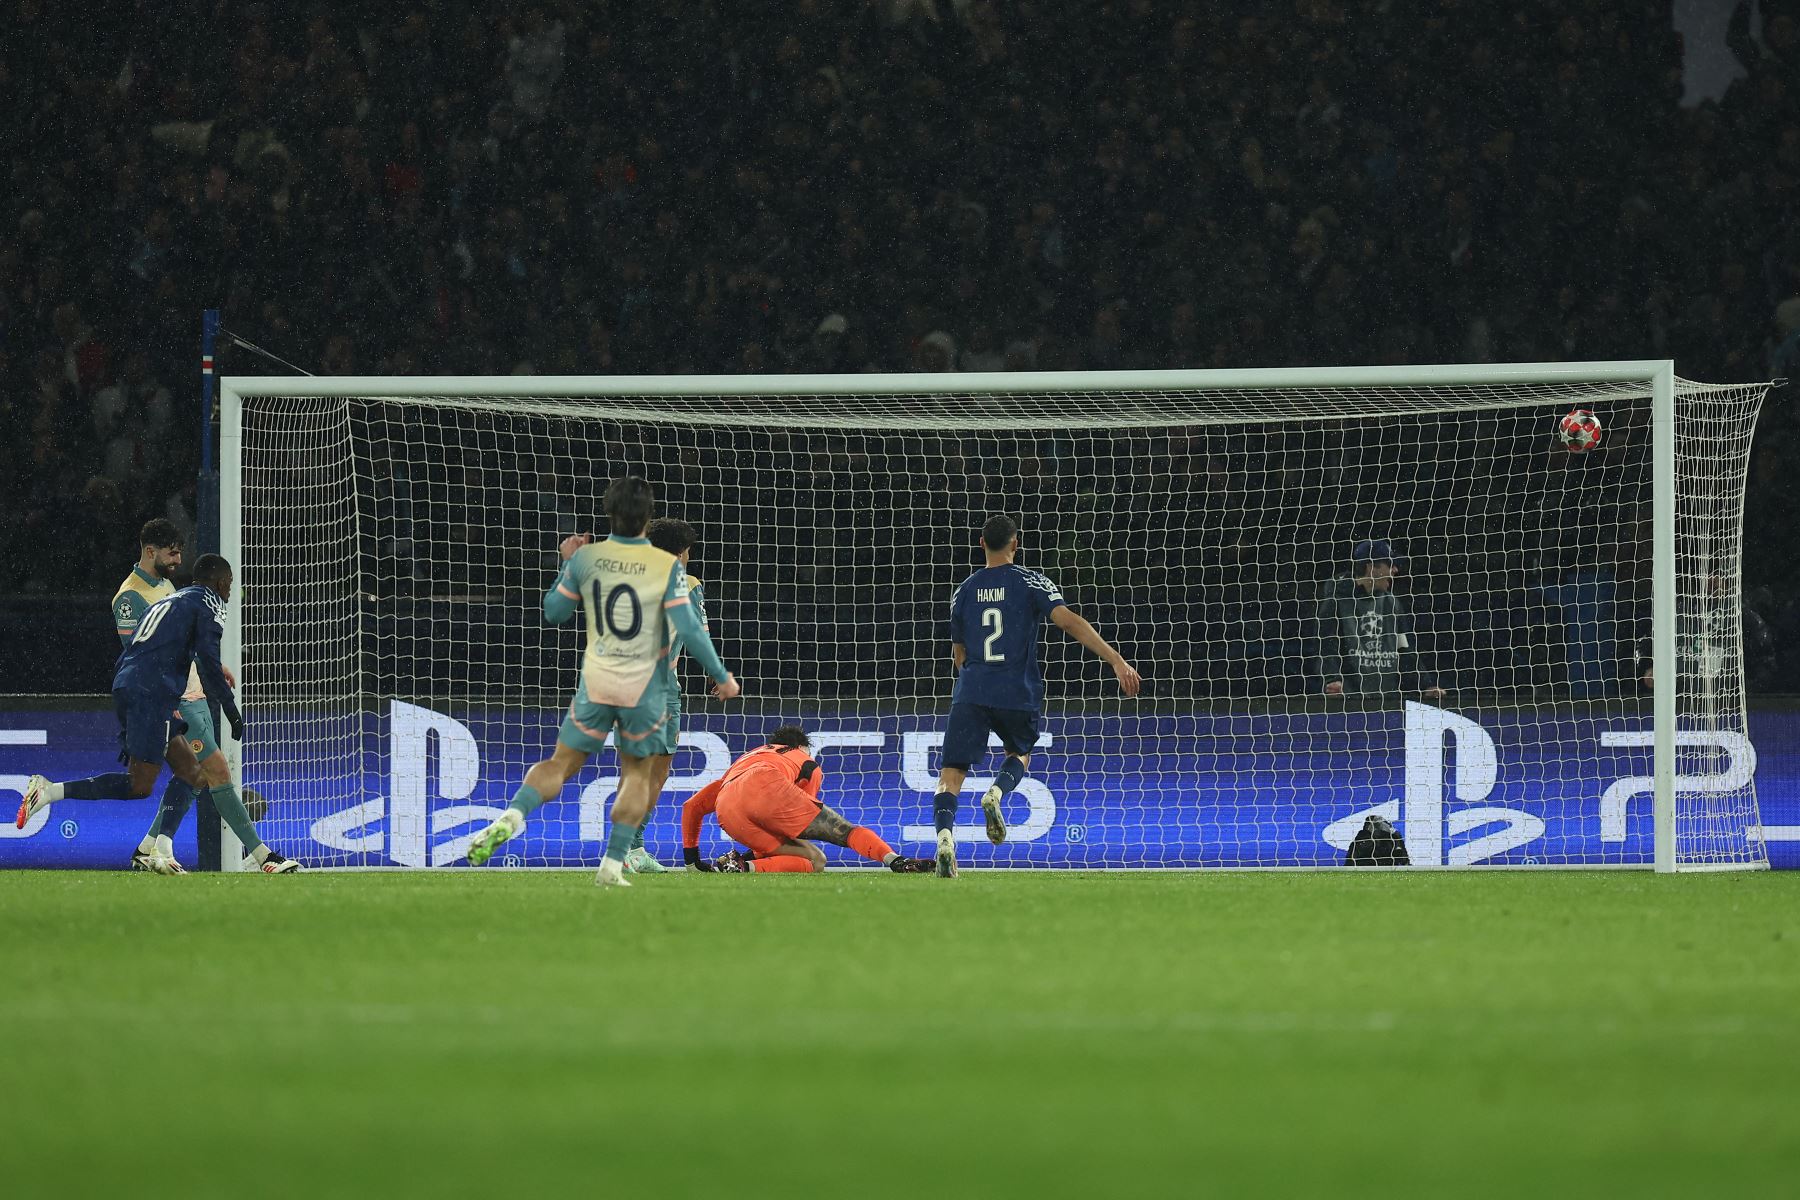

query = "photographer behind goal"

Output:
[[1313, 539, 1445, 705]]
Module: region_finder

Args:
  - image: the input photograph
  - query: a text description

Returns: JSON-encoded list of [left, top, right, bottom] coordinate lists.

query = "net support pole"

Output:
[[1652, 360, 1677, 873], [218, 378, 246, 872], [194, 311, 224, 870]]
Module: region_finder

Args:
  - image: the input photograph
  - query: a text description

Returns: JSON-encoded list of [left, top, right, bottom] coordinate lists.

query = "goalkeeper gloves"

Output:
[[683, 847, 716, 873], [226, 710, 245, 742]]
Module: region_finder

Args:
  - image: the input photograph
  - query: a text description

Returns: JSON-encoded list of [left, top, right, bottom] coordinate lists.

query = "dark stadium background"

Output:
[[3, 0, 1798, 697]]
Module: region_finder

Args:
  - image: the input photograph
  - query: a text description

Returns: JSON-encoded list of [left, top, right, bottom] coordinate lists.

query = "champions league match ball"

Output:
[[1557, 408, 1602, 453]]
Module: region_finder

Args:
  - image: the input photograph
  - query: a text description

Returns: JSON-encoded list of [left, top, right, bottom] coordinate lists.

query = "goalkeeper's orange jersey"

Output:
[[681, 744, 824, 849]]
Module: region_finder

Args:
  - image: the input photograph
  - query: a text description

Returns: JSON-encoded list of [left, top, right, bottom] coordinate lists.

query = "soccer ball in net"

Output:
[[1557, 408, 1602, 452]]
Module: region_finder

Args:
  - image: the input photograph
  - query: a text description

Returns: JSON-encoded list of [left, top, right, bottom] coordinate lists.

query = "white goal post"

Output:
[[219, 362, 1770, 872]]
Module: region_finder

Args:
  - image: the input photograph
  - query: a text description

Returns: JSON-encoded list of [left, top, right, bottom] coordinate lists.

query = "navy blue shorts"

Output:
[[941, 703, 1040, 769], [114, 690, 187, 764]]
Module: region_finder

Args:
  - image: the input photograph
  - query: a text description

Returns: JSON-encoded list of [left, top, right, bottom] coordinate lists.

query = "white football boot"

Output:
[[15, 774, 52, 829]]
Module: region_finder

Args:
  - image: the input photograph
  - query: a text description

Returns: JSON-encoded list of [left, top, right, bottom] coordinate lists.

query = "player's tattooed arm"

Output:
[[799, 805, 856, 847]]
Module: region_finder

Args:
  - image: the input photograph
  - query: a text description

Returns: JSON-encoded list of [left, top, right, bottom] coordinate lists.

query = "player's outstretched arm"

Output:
[[680, 778, 725, 871], [541, 534, 591, 625], [1050, 605, 1141, 696], [663, 562, 739, 698], [193, 602, 244, 739]]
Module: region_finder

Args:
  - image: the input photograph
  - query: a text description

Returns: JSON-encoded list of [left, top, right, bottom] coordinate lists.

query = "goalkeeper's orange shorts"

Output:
[[715, 764, 819, 855]]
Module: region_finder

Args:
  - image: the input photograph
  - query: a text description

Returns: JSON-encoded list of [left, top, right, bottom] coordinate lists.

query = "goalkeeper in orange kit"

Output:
[[681, 726, 933, 873]]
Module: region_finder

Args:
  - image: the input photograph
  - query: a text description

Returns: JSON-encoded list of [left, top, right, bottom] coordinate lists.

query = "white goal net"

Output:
[[221, 365, 1770, 870]]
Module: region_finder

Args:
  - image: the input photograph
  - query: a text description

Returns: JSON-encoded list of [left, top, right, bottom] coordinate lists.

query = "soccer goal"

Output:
[[218, 362, 1770, 871]]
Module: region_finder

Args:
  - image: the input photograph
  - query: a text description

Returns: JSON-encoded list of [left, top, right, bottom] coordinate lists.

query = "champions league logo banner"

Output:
[[4, 702, 1793, 870]]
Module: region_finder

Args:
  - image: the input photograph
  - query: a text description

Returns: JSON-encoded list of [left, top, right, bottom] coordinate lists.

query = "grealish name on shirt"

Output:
[[977, 588, 1006, 601], [597, 557, 648, 576]]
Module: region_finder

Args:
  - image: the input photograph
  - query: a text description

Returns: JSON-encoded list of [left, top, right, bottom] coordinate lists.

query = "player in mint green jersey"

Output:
[[617, 516, 709, 874], [465, 477, 740, 887]]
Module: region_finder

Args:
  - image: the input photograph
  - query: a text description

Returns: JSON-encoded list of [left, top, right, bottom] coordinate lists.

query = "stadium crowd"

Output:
[[3, 0, 1800, 697]]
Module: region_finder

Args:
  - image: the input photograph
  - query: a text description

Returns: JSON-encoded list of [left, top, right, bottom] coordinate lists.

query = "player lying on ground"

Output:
[[19, 553, 301, 873], [681, 726, 934, 873], [465, 476, 740, 887], [110, 519, 242, 875], [932, 514, 1141, 878]]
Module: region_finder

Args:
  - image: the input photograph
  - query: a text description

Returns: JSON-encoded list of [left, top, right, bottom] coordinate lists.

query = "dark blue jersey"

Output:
[[112, 585, 240, 723], [949, 563, 1066, 712]]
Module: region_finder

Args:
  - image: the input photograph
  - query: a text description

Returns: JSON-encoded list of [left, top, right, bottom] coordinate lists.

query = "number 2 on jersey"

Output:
[[982, 607, 1004, 662]]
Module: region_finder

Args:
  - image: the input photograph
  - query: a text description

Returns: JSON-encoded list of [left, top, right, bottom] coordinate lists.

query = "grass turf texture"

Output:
[[4, 871, 1797, 1198]]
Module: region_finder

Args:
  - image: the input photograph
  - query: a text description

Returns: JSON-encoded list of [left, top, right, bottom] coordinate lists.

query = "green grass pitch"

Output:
[[5, 869, 1798, 1198]]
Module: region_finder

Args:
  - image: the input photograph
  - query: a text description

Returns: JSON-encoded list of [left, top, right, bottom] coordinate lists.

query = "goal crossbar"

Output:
[[222, 361, 1679, 398]]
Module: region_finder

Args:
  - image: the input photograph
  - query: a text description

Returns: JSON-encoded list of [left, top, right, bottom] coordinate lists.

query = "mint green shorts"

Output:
[[558, 685, 679, 759], [177, 697, 222, 762]]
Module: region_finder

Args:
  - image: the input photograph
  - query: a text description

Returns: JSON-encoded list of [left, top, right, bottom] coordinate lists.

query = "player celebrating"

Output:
[[18, 554, 301, 873], [680, 726, 933, 873], [931, 514, 1141, 878], [465, 476, 740, 887], [615, 515, 710, 874], [110, 519, 232, 874]]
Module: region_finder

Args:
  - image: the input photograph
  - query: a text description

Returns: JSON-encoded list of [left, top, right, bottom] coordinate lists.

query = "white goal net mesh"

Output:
[[231, 371, 1769, 870]]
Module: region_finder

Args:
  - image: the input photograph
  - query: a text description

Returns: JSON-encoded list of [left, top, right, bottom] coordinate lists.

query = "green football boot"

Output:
[[467, 812, 522, 867], [623, 846, 672, 874]]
